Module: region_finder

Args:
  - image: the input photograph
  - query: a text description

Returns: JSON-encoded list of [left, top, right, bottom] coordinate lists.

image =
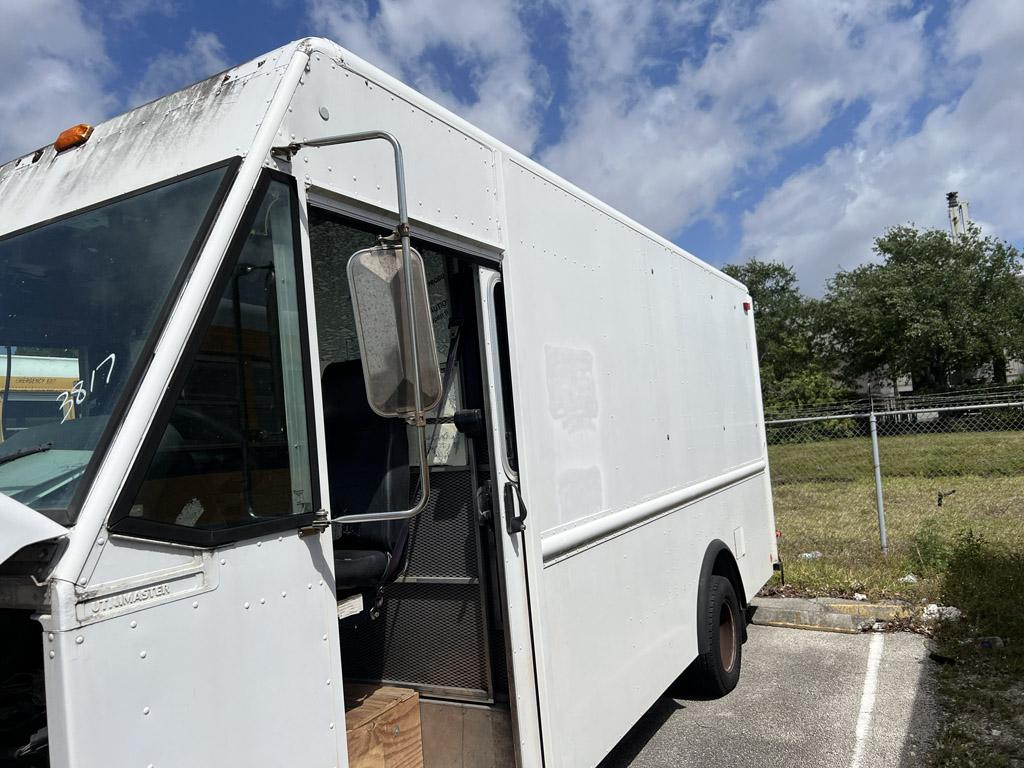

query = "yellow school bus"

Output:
[[0, 355, 79, 442]]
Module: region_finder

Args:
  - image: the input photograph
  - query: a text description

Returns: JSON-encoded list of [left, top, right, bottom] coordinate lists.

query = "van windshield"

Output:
[[0, 166, 230, 524]]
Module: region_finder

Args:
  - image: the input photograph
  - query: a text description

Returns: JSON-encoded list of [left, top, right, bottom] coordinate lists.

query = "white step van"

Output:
[[0, 38, 778, 768]]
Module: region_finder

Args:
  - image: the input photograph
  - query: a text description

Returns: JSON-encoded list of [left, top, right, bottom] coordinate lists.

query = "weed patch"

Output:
[[930, 533, 1024, 767]]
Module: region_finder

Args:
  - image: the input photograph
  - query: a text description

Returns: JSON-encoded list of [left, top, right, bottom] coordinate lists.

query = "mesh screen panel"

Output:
[[340, 468, 492, 697], [404, 470, 478, 579], [340, 582, 489, 695]]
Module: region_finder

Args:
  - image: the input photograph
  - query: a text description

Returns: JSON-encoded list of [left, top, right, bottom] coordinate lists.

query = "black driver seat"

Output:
[[322, 360, 412, 596]]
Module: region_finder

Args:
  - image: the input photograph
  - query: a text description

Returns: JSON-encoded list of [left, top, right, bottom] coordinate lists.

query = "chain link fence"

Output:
[[766, 390, 1024, 555]]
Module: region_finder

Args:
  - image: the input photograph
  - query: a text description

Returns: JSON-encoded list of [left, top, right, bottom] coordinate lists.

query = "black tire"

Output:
[[683, 575, 742, 697]]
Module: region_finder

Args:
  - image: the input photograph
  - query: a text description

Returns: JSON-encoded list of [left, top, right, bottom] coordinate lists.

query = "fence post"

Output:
[[868, 411, 889, 556]]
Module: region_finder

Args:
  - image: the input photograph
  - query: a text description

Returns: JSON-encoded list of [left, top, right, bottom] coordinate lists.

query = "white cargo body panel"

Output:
[[499, 159, 772, 766], [282, 48, 504, 250]]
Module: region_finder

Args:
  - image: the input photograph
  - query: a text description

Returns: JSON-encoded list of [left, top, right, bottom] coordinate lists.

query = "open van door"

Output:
[[477, 270, 545, 768], [35, 173, 349, 768]]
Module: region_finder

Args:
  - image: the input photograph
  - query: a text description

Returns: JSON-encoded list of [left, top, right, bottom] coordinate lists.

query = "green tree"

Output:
[[823, 225, 1024, 390], [723, 260, 844, 410]]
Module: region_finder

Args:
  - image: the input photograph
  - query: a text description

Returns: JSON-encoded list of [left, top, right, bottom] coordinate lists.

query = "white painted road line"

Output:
[[849, 632, 885, 768]]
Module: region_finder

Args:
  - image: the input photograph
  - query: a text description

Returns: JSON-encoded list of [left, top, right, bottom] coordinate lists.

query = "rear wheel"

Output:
[[683, 575, 742, 697]]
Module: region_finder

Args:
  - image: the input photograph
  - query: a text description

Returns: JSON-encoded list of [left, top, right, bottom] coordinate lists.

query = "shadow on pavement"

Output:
[[598, 696, 685, 767], [897, 646, 938, 767]]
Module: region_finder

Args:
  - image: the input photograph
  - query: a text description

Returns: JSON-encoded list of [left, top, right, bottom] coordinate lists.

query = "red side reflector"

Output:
[[54, 124, 94, 153], [743, 301, 752, 313]]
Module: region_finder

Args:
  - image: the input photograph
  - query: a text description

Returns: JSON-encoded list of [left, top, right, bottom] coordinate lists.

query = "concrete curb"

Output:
[[749, 597, 913, 634]]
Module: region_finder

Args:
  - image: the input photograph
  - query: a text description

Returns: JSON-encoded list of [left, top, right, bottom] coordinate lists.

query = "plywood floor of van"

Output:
[[419, 698, 515, 768]]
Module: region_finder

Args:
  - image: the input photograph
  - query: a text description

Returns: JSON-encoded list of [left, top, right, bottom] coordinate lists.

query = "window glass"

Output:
[[309, 210, 378, 369], [124, 180, 314, 530], [422, 254, 465, 466], [0, 166, 229, 523], [308, 209, 464, 466], [493, 283, 519, 473]]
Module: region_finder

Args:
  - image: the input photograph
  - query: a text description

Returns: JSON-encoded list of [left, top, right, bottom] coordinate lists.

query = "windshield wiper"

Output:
[[0, 443, 53, 466]]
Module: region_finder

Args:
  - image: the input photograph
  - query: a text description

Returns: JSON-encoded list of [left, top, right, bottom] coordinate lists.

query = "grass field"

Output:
[[765, 429, 1024, 602], [769, 429, 1024, 483]]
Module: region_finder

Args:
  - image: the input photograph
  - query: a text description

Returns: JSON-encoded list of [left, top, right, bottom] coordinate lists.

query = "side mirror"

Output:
[[347, 243, 442, 418]]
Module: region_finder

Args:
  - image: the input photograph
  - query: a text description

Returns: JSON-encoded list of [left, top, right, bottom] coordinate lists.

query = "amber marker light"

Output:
[[54, 124, 94, 153]]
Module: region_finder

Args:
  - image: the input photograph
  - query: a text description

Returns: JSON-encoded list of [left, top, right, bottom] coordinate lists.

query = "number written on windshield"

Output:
[[55, 353, 116, 424]]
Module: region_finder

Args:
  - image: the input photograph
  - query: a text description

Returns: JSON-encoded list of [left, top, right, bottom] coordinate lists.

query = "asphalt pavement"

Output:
[[600, 624, 937, 768]]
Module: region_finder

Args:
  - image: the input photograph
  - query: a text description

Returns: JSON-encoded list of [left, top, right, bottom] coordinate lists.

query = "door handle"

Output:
[[475, 483, 493, 525], [503, 481, 528, 535]]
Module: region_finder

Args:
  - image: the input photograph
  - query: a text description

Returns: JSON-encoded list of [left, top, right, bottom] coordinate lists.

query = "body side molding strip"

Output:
[[541, 459, 767, 565]]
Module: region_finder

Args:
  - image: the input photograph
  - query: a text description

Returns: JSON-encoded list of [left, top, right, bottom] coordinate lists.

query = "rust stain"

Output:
[[0, 52, 288, 232]]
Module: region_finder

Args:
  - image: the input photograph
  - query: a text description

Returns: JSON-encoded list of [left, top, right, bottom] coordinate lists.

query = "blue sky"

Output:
[[2, 0, 1023, 292]]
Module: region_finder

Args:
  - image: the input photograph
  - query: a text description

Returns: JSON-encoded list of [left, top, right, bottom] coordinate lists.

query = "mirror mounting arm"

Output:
[[275, 131, 432, 524]]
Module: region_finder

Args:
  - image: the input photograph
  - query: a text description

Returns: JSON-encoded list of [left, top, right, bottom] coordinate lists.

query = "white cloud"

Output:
[[0, 2, 231, 165], [307, 0, 547, 153], [5, 0, 1018, 301], [0, 0, 114, 162], [127, 30, 229, 108], [541, 0, 931, 238], [553, 0, 706, 90], [739, 0, 1024, 294]]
